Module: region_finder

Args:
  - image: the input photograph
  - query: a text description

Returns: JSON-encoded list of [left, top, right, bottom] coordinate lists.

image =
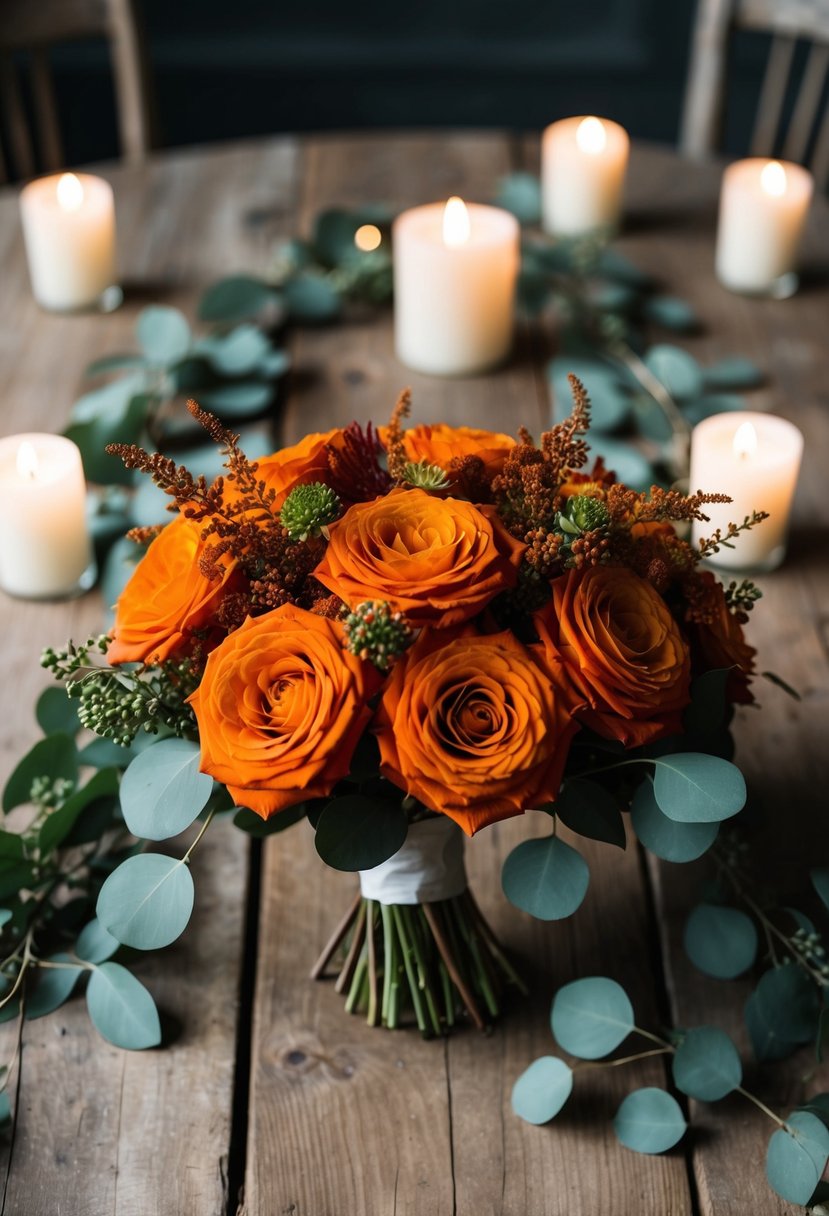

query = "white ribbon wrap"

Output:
[[359, 817, 467, 905]]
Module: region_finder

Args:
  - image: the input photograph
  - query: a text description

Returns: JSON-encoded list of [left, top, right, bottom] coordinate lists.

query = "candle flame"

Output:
[[576, 116, 607, 155], [16, 441, 39, 481], [443, 196, 470, 248], [760, 160, 787, 197], [354, 223, 382, 252], [57, 172, 84, 212], [733, 421, 758, 459]]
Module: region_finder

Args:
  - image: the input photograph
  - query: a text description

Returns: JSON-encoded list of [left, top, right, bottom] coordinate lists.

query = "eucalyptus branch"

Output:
[[182, 807, 217, 864], [611, 340, 692, 479]]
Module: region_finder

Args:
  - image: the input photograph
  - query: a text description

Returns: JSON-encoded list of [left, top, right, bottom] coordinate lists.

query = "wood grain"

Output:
[[0, 138, 299, 1215], [244, 133, 692, 1216]]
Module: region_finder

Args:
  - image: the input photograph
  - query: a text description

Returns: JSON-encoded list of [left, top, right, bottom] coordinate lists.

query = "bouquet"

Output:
[[43, 375, 765, 1038]]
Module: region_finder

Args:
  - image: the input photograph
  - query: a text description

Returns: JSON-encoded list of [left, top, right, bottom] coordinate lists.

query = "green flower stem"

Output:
[[380, 902, 395, 1025], [335, 902, 367, 995], [464, 891, 529, 996], [439, 957, 455, 1028], [366, 900, 379, 1027], [344, 941, 368, 1015], [391, 905, 428, 1035], [450, 898, 499, 1019], [735, 1086, 789, 1130], [410, 907, 443, 1038], [572, 1047, 673, 1070], [182, 806, 217, 864], [612, 340, 692, 478], [633, 1026, 672, 1049], [0, 931, 34, 1011]]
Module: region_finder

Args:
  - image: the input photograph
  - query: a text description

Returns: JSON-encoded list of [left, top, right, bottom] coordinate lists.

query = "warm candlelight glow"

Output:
[[760, 161, 787, 197], [354, 223, 382, 252], [442, 197, 470, 248], [56, 173, 84, 213], [16, 441, 39, 481], [733, 420, 758, 460], [576, 116, 608, 156]]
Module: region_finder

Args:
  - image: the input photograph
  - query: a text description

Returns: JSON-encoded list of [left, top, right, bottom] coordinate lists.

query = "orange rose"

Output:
[[108, 516, 237, 666], [380, 423, 515, 476], [313, 487, 524, 627], [188, 604, 377, 818], [537, 566, 691, 747], [690, 571, 756, 705], [224, 429, 340, 510], [375, 627, 581, 835]]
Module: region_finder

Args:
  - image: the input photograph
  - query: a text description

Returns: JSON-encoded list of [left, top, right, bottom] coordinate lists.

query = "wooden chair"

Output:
[[681, 0, 829, 189], [0, 0, 151, 183]]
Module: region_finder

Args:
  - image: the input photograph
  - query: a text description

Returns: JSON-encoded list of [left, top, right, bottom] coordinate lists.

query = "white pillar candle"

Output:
[[541, 116, 630, 237], [0, 434, 95, 599], [19, 172, 118, 312], [715, 159, 813, 297], [393, 197, 519, 376], [690, 412, 803, 572]]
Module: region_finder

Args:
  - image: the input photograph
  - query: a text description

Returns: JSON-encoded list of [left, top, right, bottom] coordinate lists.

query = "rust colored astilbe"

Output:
[[384, 388, 412, 484], [107, 400, 326, 619], [326, 420, 392, 502], [606, 483, 732, 526], [448, 454, 495, 504], [540, 371, 592, 480]]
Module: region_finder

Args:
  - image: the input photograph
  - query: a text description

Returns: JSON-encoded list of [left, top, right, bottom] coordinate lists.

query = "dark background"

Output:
[[30, 0, 776, 165]]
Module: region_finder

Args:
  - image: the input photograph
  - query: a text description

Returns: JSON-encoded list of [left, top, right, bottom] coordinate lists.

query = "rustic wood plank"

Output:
[[0, 137, 300, 1215], [245, 132, 693, 1216]]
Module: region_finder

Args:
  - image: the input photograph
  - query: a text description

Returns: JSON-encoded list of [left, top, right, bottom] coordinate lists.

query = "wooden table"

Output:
[[0, 133, 827, 1216]]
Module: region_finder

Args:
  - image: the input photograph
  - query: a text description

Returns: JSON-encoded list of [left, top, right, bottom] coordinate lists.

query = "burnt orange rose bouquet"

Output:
[[45, 376, 768, 1037]]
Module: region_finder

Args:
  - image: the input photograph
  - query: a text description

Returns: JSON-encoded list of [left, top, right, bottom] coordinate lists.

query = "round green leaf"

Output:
[[495, 172, 542, 224], [551, 976, 634, 1059], [643, 295, 697, 332], [745, 965, 821, 1062], [3, 733, 78, 813], [766, 1112, 829, 1205], [614, 1088, 687, 1154], [702, 356, 764, 391], [643, 344, 702, 401], [136, 306, 191, 364], [75, 918, 119, 964], [39, 767, 120, 855], [683, 903, 758, 978], [811, 869, 829, 915], [683, 394, 747, 425], [631, 781, 718, 863], [35, 687, 81, 737], [26, 953, 82, 1019], [502, 835, 589, 921], [589, 439, 654, 490], [198, 275, 274, 323], [283, 273, 341, 322], [672, 1026, 742, 1100], [199, 324, 271, 375], [85, 353, 148, 376], [97, 854, 195, 950], [86, 962, 161, 1050], [554, 779, 626, 849], [0, 910, 12, 929], [314, 796, 408, 872], [197, 381, 273, 416], [119, 738, 212, 841], [652, 753, 746, 823], [511, 1056, 573, 1124]]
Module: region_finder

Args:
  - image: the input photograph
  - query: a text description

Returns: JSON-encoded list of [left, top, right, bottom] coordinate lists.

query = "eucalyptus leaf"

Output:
[[233, 804, 307, 837], [643, 344, 702, 401], [495, 173, 542, 225], [643, 296, 698, 332], [39, 767, 119, 855], [631, 780, 718, 863], [198, 275, 274, 323], [35, 687, 80, 738], [86, 962, 161, 1050], [75, 918, 119, 964], [78, 737, 135, 770], [551, 976, 634, 1058], [511, 1056, 573, 1124], [119, 738, 212, 841], [745, 965, 821, 1062], [652, 753, 746, 823], [100, 536, 144, 617], [766, 1111, 829, 1205], [0, 910, 12, 929], [315, 796, 407, 871], [197, 381, 273, 417], [683, 394, 747, 425], [810, 869, 829, 914], [683, 903, 758, 979], [66, 392, 150, 486], [502, 835, 589, 921], [313, 208, 363, 266], [283, 273, 341, 322], [199, 324, 271, 375], [3, 733, 78, 812], [589, 439, 653, 490], [26, 953, 82, 1020], [70, 375, 144, 425], [97, 854, 195, 950], [614, 1088, 687, 1154], [549, 357, 629, 432], [85, 353, 148, 376], [672, 1026, 742, 1100], [702, 356, 764, 391], [554, 779, 626, 849], [136, 306, 191, 364]]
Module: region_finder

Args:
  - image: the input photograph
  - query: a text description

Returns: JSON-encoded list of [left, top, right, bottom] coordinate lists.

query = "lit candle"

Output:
[[715, 159, 813, 298], [689, 411, 803, 572], [0, 434, 95, 599], [393, 197, 519, 375], [19, 172, 118, 313], [541, 116, 630, 237]]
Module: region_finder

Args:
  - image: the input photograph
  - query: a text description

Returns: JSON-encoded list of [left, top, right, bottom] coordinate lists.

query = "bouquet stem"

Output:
[[311, 889, 527, 1037]]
